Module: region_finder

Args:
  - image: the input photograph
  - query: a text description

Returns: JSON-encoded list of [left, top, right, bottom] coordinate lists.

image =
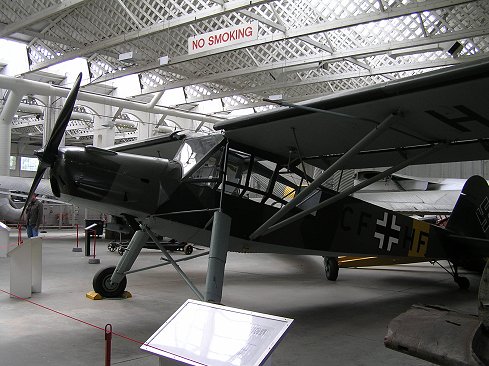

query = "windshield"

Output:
[[174, 134, 224, 176]]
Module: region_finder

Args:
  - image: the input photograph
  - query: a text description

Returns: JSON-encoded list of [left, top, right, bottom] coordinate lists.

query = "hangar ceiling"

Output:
[[2, 0, 489, 145]]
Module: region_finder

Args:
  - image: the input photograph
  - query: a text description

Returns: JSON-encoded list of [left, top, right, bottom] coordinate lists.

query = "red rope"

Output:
[[0, 288, 191, 361], [1, 288, 105, 332]]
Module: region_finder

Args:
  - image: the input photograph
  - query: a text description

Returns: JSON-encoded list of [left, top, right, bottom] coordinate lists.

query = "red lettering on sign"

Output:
[[208, 26, 255, 47], [192, 38, 205, 50]]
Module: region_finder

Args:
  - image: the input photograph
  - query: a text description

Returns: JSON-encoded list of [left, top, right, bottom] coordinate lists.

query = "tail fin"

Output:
[[446, 175, 489, 240]]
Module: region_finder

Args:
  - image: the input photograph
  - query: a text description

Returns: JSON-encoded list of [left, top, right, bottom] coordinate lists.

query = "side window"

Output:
[[174, 134, 224, 177], [187, 147, 224, 188]]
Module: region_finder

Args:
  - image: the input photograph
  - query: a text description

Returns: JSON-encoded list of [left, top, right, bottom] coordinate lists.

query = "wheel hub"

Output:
[[103, 276, 118, 291]]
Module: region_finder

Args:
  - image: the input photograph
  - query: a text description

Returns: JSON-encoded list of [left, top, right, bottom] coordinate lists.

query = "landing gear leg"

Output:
[[205, 211, 231, 303], [92, 229, 148, 297], [437, 261, 470, 290], [324, 257, 339, 281]]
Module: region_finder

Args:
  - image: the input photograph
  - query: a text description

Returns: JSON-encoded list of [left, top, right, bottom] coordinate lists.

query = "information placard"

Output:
[[141, 299, 293, 366]]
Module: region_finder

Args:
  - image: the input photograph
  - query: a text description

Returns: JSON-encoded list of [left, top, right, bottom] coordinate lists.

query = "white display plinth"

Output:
[[31, 237, 42, 293], [0, 222, 11, 258], [8, 241, 32, 298], [8, 237, 42, 298], [158, 355, 272, 366], [142, 299, 293, 366]]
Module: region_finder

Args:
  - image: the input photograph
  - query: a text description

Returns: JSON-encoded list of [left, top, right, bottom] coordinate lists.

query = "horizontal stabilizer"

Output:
[[385, 304, 486, 365], [448, 234, 489, 258]]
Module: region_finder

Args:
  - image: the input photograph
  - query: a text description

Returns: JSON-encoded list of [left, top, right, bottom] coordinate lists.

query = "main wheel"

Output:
[[455, 276, 470, 290], [324, 257, 339, 281], [93, 266, 127, 298]]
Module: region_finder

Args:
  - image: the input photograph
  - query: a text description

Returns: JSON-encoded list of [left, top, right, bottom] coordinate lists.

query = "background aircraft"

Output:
[[21, 59, 489, 303], [0, 176, 57, 223], [353, 171, 466, 215]]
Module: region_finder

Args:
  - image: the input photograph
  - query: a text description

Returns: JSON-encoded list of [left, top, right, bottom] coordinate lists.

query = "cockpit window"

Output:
[[174, 134, 224, 176]]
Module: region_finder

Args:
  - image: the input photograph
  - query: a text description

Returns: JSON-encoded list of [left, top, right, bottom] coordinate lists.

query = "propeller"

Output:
[[21, 73, 82, 219]]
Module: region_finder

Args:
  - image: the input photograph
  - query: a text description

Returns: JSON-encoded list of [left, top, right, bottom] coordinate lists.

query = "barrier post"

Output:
[[88, 230, 100, 264], [17, 224, 23, 246], [72, 223, 82, 252], [105, 324, 112, 366]]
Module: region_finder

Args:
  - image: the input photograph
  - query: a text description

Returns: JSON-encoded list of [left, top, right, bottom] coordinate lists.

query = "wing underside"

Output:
[[215, 59, 489, 170]]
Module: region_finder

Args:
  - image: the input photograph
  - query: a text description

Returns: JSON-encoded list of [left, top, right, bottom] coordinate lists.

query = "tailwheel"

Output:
[[436, 261, 470, 290], [455, 276, 470, 290], [93, 266, 127, 298], [324, 257, 339, 281], [184, 243, 193, 255]]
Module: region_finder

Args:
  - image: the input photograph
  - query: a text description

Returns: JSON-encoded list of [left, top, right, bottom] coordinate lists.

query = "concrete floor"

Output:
[[0, 229, 482, 366]]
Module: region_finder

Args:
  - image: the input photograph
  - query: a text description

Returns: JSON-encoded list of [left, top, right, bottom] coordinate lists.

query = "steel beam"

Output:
[[0, 74, 221, 124], [185, 57, 478, 104], [0, 90, 23, 175], [85, 0, 476, 86], [27, 0, 273, 73], [0, 0, 88, 39], [137, 26, 489, 97]]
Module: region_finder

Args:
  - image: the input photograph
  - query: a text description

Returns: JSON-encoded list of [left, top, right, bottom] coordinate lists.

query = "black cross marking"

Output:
[[476, 196, 489, 232], [374, 212, 400, 251]]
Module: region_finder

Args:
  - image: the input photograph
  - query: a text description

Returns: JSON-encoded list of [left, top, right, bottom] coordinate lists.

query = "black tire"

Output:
[[455, 276, 470, 290], [118, 247, 125, 256], [108, 243, 116, 252], [325, 257, 339, 281], [93, 266, 127, 298], [184, 244, 193, 255]]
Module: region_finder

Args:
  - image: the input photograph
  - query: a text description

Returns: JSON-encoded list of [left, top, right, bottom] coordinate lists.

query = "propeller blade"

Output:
[[41, 73, 82, 165], [20, 73, 82, 219], [20, 164, 48, 219]]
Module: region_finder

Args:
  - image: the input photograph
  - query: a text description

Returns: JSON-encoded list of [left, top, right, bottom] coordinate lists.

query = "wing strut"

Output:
[[142, 225, 205, 301], [249, 111, 399, 240], [258, 143, 447, 237]]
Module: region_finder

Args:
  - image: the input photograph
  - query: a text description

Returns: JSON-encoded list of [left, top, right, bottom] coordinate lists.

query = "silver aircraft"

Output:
[[22, 59, 489, 302]]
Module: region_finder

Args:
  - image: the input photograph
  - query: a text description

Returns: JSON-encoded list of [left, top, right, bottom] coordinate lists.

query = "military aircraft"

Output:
[[21, 59, 489, 302]]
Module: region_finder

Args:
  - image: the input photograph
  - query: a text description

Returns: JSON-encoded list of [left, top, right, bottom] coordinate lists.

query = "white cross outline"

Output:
[[374, 212, 401, 251], [476, 196, 489, 232]]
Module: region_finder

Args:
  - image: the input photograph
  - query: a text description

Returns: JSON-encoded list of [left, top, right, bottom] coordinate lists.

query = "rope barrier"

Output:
[[0, 288, 189, 362]]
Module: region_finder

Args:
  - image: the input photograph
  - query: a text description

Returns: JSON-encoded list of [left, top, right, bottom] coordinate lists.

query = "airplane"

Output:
[[0, 176, 60, 223], [353, 171, 465, 214], [20, 58, 489, 303]]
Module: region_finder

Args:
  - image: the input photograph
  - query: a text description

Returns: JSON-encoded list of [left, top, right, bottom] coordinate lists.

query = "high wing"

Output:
[[214, 59, 489, 170]]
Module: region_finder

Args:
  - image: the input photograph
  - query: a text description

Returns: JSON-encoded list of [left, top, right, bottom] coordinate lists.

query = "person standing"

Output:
[[26, 194, 43, 238]]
